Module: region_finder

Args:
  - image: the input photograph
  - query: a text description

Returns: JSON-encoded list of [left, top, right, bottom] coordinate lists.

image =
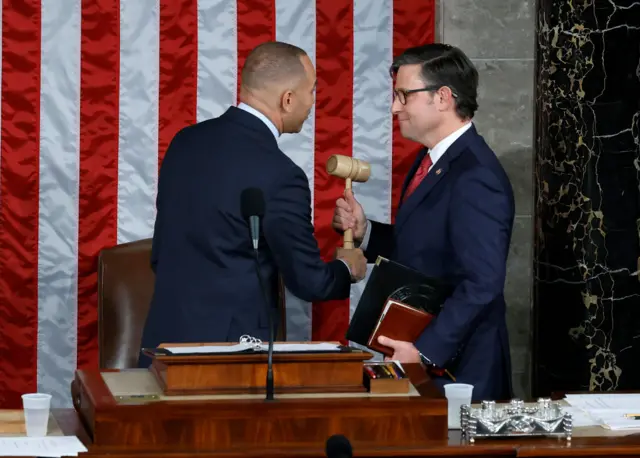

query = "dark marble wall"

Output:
[[533, 0, 640, 396]]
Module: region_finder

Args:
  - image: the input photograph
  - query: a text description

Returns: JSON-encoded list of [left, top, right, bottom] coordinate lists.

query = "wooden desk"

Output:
[[53, 407, 514, 457], [65, 358, 640, 458], [1, 408, 639, 457], [5, 357, 640, 458], [46, 408, 640, 457]]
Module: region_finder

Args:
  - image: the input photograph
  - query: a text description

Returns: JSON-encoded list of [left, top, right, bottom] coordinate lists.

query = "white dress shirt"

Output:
[[360, 122, 473, 249], [237, 102, 280, 138]]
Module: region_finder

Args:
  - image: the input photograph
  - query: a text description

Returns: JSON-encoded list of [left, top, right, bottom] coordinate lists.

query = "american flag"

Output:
[[0, 0, 434, 408]]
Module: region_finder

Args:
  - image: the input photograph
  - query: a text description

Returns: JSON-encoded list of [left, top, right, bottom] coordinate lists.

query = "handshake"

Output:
[[332, 189, 369, 282]]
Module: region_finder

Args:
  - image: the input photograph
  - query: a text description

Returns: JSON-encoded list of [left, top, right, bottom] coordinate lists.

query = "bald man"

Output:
[[138, 42, 366, 365]]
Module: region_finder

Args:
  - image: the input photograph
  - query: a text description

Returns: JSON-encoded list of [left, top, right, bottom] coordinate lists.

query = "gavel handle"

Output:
[[343, 178, 354, 249]]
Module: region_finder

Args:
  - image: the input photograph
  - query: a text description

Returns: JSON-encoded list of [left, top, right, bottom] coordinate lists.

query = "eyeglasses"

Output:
[[393, 85, 458, 105]]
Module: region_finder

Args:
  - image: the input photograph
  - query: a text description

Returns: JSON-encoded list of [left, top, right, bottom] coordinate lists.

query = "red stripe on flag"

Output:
[[312, 0, 354, 342], [390, 0, 436, 221], [236, 0, 276, 103], [77, 0, 120, 371], [0, 0, 42, 407], [158, 0, 198, 166]]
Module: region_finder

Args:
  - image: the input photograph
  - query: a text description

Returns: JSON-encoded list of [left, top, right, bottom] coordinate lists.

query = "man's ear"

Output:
[[280, 89, 294, 113], [438, 86, 455, 109]]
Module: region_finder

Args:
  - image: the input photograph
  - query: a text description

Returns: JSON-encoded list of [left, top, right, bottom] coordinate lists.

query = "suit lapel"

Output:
[[395, 126, 476, 230], [396, 161, 450, 229]]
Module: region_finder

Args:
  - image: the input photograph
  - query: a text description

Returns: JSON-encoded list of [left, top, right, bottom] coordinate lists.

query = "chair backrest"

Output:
[[98, 238, 155, 369], [97, 239, 288, 369]]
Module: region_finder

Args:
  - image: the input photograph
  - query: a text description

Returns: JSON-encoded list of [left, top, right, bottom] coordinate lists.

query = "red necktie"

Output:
[[404, 153, 432, 199]]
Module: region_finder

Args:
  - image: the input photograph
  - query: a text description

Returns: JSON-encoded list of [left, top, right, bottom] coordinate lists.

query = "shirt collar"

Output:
[[428, 122, 473, 167], [237, 102, 280, 139]]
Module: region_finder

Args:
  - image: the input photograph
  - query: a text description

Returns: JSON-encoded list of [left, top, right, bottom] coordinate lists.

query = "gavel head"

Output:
[[326, 155, 371, 183]]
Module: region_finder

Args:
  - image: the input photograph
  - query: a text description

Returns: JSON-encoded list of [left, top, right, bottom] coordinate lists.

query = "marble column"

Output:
[[437, 0, 536, 398], [533, 0, 640, 396]]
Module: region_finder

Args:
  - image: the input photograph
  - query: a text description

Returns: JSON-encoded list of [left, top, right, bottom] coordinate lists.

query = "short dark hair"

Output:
[[390, 43, 479, 119], [241, 41, 308, 90]]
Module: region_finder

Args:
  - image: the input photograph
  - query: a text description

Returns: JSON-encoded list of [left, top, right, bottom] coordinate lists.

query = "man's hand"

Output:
[[332, 189, 367, 242], [335, 247, 367, 282], [378, 336, 421, 363]]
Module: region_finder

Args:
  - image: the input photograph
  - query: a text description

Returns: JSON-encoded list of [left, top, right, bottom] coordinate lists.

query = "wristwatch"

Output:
[[419, 352, 433, 367], [419, 352, 449, 378]]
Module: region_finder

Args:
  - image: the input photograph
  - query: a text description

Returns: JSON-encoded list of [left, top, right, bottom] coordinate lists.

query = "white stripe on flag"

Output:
[[275, 0, 317, 341], [37, 0, 81, 405], [197, 0, 237, 122], [349, 0, 394, 358], [117, 0, 160, 244]]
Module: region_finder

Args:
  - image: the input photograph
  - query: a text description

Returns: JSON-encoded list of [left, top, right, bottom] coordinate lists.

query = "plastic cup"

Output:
[[443, 383, 473, 429], [21, 393, 52, 437]]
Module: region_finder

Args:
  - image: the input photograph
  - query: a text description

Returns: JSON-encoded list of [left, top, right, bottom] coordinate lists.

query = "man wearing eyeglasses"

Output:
[[332, 43, 515, 402]]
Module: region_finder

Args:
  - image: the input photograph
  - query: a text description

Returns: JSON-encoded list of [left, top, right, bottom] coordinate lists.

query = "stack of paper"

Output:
[[269, 343, 341, 352], [165, 342, 255, 354], [0, 435, 87, 457], [557, 405, 601, 427], [564, 393, 640, 430], [166, 342, 341, 354]]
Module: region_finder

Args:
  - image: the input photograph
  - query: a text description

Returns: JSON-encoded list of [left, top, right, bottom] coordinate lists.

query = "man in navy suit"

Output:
[[333, 44, 515, 401], [139, 42, 367, 366]]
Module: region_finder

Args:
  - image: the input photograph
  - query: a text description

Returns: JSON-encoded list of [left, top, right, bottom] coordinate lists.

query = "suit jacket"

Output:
[[138, 107, 351, 366], [365, 124, 515, 401]]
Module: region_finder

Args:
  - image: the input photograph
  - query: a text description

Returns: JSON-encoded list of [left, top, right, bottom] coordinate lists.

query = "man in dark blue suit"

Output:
[[333, 44, 515, 401], [139, 42, 367, 366]]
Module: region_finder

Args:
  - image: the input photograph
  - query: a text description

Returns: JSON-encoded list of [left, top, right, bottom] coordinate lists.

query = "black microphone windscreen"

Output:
[[325, 434, 352, 458], [240, 187, 265, 220]]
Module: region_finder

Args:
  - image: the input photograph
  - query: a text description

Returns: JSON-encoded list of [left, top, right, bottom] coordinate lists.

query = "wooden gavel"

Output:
[[326, 154, 371, 249]]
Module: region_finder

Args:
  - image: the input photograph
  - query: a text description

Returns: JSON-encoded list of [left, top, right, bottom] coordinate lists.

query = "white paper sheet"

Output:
[[559, 406, 601, 427], [269, 343, 341, 352], [165, 343, 254, 354], [165, 342, 341, 354], [565, 393, 640, 410], [0, 435, 87, 457], [564, 394, 640, 430]]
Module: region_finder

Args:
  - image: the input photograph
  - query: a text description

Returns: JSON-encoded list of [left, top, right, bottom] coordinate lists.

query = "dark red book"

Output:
[[367, 299, 436, 356], [346, 256, 452, 353]]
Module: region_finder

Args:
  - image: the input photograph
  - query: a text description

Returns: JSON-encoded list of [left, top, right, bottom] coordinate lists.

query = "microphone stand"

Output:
[[251, 246, 275, 401]]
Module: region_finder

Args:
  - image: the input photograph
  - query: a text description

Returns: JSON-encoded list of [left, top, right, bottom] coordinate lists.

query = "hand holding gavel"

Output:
[[326, 154, 371, 249]]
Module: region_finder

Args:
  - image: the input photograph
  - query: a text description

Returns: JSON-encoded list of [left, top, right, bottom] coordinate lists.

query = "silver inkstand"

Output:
[[460, 398, 573, 443]]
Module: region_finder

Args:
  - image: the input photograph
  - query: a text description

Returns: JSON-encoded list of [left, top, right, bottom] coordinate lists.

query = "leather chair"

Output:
[[98, 238, 155, 369], [97, 239, 288, 369]]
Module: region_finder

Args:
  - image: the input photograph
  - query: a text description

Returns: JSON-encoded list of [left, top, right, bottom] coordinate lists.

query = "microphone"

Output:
[[240, 187, 276, 401], [241, 188, 264, 250], [325, 434, 352, 458]]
